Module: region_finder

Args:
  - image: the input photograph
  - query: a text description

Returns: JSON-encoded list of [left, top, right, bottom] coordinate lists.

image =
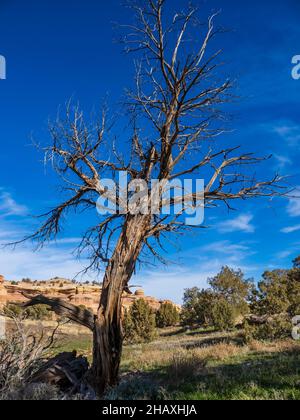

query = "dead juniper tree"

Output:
[[20, 0, 284, 395], [0, 315, 60, 398]]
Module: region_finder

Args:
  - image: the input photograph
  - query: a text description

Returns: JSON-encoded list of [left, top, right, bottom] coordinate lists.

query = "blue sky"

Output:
[[0, 0, 300, 303]]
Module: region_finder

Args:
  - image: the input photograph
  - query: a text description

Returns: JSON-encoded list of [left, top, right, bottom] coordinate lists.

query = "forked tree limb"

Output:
[[21, 293, 95, 331]]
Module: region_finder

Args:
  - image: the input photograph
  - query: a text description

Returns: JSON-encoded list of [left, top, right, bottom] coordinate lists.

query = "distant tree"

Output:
[[181, 288, 216, 327], [3, 304, 23, 318], [293, 256, 300, 268], [211, 298, 236, 331], [182, 267, 251, 330], [209, 267, 252, 316], [4, 303, 52, 321], [123, 299, 156, 344], [156, 302, 179, 328], [286, 266, 300, 317], [250, 270, 290, 316]]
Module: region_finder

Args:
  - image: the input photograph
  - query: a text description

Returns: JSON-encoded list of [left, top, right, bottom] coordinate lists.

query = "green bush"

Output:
[[181, 288, 215, 327], [4, 303, 52, 321], [181, 267, 251, 330], [211, 299, 236, 331], [123, 299, 157, 344], [156, 302, 180, 328], [243, 316, 292, 342], [3, 304, 23, 318]]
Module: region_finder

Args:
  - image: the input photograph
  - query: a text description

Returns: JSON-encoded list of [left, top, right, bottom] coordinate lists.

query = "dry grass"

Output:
[[192, 342, 247, 361], [166, 350, 207, 385], [247, 339, 300, 354], [122, 329, 246, 373]]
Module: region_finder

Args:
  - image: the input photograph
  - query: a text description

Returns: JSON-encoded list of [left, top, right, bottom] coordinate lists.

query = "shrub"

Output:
[[3, 304, 23, 318], [250, 270, 290, 316], [211, 299, 236, 331], [181, 268, 251, 330], [181, 288, 215, 327], [4, 303, 52, 321], [0, 383, 59, 401], [156, 302, 180, 328], [123, 299, 157, 344], [0, 319, 57, 398], [243, 316, 292, 343], [166, 351, 207, 385]]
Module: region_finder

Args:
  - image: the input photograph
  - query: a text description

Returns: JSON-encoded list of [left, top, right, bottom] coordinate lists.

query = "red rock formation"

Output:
[[0, 278, 180, 314], [0, 275, 8, 306]]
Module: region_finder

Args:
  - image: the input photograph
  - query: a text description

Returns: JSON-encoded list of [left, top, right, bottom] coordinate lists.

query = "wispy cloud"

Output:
[[200, 241, 255, 261], [281, 224, 300, 234], [276, 250, 293, 259], [0, 190, 28, 217], [48, 238, 82, 246], [272, 121, 300, 146], [217, 214, 255, 234], [273, 154, 292, 169], [287, 188, 300, 217], [0, 245, 93, 281], [0, 197, 94, 282]]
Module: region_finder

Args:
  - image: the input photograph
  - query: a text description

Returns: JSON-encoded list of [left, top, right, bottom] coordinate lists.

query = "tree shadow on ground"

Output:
[[160, 328, 216, 338], [183, 335, 244, 350], [169, 348, 300, 400]]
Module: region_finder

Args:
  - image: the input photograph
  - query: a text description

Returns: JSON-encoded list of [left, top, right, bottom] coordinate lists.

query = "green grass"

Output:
[[170, 351, 300, 400], [53, 327, 300, 400], [52, 333, 93, 361]]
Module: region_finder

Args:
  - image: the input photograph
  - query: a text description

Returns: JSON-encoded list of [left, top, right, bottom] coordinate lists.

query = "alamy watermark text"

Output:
[[0, 55, 6, 80], [292, 55, 300, 80]]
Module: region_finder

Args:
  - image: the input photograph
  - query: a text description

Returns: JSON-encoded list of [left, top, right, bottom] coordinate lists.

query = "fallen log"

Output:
[[245, 314, 271, 325], [31, 351, 89, 392], [245, 313, 288, 326]]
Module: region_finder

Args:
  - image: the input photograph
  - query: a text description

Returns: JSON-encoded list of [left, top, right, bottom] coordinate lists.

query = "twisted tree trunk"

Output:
[[89, 215, 150, 395]]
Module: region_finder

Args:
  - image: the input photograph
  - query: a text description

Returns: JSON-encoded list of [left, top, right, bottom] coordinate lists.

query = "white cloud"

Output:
[[0, 244, 94, 281], [217, 214, 255, 234], [48, 238, 82, 246], [272, 122, 300, 146], [281, 224, 300, 234], [287, 197, 300, 218], [273, 154, 292, 169], [276, 250, 293, 259], [0, 209, 96, 282], [0, 187, 97, 282], [200, 241, 255, 262], [0, 190, 28, 217]]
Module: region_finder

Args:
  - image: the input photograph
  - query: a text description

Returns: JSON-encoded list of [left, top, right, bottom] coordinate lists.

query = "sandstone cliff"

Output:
[[0, 276, 179, 313]]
